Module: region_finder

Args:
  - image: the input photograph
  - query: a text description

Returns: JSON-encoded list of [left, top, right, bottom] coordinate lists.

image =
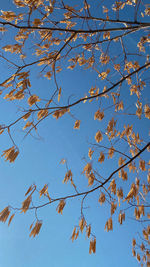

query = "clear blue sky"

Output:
[[0, 1, 149, 267]]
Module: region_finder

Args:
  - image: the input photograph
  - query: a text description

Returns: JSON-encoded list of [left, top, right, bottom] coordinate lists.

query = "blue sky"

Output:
[[0, 1, 150, 267]]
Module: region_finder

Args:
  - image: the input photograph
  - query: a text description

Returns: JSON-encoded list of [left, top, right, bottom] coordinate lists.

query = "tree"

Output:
[[0, 0, 150, 265]]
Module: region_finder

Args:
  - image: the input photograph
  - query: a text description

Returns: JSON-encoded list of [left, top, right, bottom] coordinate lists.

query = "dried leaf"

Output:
[[79, 217, 86, 233], [8, 214, 15, 226], [39, 184, 48, 197], [0, 207, 10, 223], [2, 146, 19, 163], [86, 225, 91, 238], [88, 148, 94, 160], [58, 87, 61, 102], [28, 95, 40, 106], [74, 120, 80, 129], [37, 109, 48, 120], [25, 185, 34, 196], [63, 170, 72, 184], [56, 200, 66, 214], [21, 195, 32, 213], [94, 110, 104, 121], [95, 131, 103, 143], [29, 220, 42, 238], [89, 238, 96, 254], [98, 152, 105, 163]]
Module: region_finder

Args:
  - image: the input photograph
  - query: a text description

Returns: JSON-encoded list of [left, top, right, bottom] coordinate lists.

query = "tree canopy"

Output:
[[0, 0, 150, 266]]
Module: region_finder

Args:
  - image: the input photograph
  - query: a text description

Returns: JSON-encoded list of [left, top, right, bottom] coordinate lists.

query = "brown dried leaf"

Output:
[[8, 214, 15, 226], [74, 120, 80, 129], [21, 195, 32, 213], [28, 95, 40, 106], [56, 200, 66, 214], [88, 148, 94, 160], [89, 238, 96, 254], [0, 207, 10, 223], [29, 220, 42, 238], [39, 184, 48, 197], [2, 146, 19, 163], [58, 87, 61, 102], [98, 152, 105, 163], [25, 185, 34, 196], [37, 109, 48, 120], [95, 131, 103, 143]]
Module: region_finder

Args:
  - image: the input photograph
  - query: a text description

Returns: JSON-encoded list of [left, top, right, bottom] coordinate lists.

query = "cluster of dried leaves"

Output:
[[0, 0, 149, 264]]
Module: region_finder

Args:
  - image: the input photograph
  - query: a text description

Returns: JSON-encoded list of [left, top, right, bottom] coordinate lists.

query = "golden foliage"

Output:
[[118, 157, 125, 166], [63, 170, 72, 184], [58, 87, 61, 102], [59, 158, 66, 165], [117, 188, 123, 206], [108, 179, 116, 195], [139, 160, 146, 171], [89, 86, 99, 97], [28, 95, 40, 106], [86, 225, 91, 238], [79, 217, 86, 233], [144, 104, 150, 119], [98, 192, 105, 205], [120, 169, 128, 181], [83, 163, 92, 177], [128, 162, 136, 173], [98, 152, 105, 163], [108, 146, 114, 159], [137, 253, 141, 262], [29, 220, 42, 238], [95, 130, 103, 143], [25, 185, 35, 196], [143, 229, 149, 241], [1, 146, 19, 163], [37, 109, 48, 120], [0, 207, 10, 223], [88, 172, 95, 186], [132, 238, 136, 247], [8, 214, 15, 226], [98, 69, 110, 80], [89, 238, 96, 254], [74, 120, 80, 129], [107, 118, 116, 132], [100, 53, 110, 65], [53, 108, 69, 119], [114, 64, 120, 71], [22, 112, 31, 121], [56, 200, 66, 214], [44, 71, 52, 80], [0, 10, 22, 21], [103, 32, 110, 40], [2, 44, 22, 54], [0, 126, 4, 135], [4, 89, 16, 101], [111, 202, 117, 216], [71, 227, 79, 242], [21, 195, 32, 213], [23, 121, 32, 130], [132, 248, 136, 257], [88, 148, 94, 160], [94, 110, 104, 121], [0, 1, 150, 263], [118, 212, 125, 225], [39, 184, 48, 197], [105, 217, 113, 232], [33, 18, 42, 26], [124, 183, 138, 202]]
